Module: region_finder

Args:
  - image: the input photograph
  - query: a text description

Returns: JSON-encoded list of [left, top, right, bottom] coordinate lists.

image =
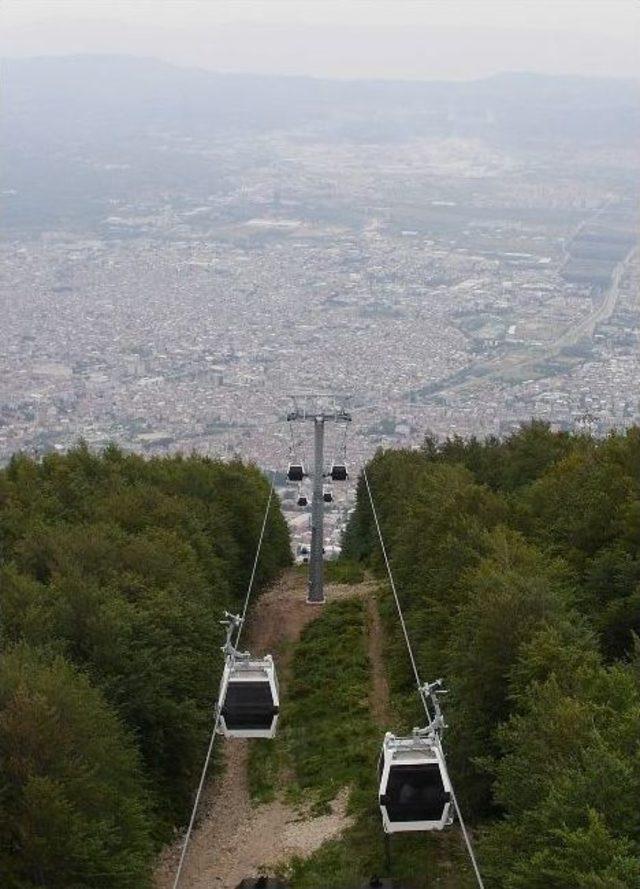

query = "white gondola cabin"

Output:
[[378, 732, 453, 833], [217, 655, 279, 739], [295, 544, 310, 565], [287, 464, 305, 482], [330, 464, 348, 482]]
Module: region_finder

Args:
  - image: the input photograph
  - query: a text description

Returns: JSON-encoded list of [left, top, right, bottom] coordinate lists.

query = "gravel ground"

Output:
[[154, 570, 367, 889]]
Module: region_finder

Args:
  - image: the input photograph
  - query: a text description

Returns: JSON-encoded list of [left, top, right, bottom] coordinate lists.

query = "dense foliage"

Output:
[[344, 422, 640, 887], [283, 596, 476, 889], [0, 444, 291, 888], [286, 598, 376, 810]]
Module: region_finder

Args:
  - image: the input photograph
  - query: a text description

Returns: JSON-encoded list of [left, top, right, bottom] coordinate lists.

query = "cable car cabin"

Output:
[[287, 464, 305, 482], [323, 486, 333, 503], [297, 494, 308, 507], [295, 544, 310, 565], [330, 464, 348, 482], [217, 656, 279, 739], [378, 733, 453, 833]]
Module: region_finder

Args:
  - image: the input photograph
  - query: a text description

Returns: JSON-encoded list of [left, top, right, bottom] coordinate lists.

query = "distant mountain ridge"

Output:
[[2, 55, 638, 235], [3, 54, 639, 144]]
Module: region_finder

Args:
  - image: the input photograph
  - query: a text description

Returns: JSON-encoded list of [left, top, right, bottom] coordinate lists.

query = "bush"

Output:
[[325, 560, 366, 585]]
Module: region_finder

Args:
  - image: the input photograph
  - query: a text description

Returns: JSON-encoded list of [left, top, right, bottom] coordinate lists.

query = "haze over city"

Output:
[[3, 0, 639, 80], [1, 0, 639, 476]]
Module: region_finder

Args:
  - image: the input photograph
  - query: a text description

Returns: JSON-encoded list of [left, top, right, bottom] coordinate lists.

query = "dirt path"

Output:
[[365, 593, 391, 728], [154, 570, 368, 889]]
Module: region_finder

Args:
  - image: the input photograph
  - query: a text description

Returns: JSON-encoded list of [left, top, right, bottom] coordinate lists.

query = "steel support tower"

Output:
[[287, 399, 351, 604]]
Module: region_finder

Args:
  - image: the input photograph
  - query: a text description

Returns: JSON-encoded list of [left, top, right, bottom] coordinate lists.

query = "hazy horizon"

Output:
[[2, 50, 639, 86], [2, 51, 638, 90], [2, 0, 639, 82]]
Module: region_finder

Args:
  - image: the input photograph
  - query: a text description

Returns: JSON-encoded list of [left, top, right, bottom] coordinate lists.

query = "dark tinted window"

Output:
[[382, 763, 449, 822], [222, 680, 277, 730]]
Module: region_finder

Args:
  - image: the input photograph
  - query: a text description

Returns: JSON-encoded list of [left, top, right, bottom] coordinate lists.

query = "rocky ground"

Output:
[[154, 569, 382, 889]]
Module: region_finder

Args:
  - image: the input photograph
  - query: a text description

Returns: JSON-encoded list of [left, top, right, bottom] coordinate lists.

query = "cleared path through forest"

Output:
[[155, 569, 377, 889], [365, 594, 391, 728]]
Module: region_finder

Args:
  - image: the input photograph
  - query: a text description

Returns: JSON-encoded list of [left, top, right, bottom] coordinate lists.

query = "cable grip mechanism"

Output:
[[220, 612, 249, 660], [415, 678, 449, 740]]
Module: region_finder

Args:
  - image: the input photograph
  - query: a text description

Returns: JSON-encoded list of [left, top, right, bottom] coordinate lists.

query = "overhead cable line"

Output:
[[361, 465, 486, 889], [361, 466, 422, 692], [234, 476, 276, 651], [171, 472, 276, 889]]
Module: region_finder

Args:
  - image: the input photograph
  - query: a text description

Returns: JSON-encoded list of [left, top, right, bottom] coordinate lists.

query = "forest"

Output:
[[3, 424, 640, 888], [0, 445, 291, 888], [343, 422, 640, 887]]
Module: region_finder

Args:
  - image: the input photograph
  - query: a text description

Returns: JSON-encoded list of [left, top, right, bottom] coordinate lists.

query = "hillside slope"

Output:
[[344, 422, 640, 887], [155, 569, 366, 888], [0, 445, 291, 888]]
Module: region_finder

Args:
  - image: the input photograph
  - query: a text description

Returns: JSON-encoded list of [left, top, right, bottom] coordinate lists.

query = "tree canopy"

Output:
[[345, 423, 640, 885], [0, 444, 291, 886]]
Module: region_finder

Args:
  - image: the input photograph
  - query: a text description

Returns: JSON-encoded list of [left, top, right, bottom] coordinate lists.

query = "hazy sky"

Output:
[[2, 0, 639, 80]]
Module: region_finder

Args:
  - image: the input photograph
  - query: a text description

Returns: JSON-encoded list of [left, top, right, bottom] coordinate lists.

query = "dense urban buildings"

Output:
[[2, 59, 639, 475]]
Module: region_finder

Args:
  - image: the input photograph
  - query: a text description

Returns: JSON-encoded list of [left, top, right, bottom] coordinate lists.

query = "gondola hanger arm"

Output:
[[220, 612, 249, 659]]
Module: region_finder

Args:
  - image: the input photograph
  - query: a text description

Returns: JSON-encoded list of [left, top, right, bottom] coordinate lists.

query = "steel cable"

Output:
[[361, 464, 486, 889], [171, 472, 276, 889]]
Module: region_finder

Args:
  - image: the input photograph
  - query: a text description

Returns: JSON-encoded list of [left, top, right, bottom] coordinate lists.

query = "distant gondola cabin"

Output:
[[287, 464, 305, 482], [330, 464, 348, 481]]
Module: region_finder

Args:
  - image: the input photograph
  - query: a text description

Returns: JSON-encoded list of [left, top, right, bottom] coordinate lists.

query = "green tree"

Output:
[[482, 643, 640, 886], [0, 644, 153, 889], [446, 528, 573, 812]]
